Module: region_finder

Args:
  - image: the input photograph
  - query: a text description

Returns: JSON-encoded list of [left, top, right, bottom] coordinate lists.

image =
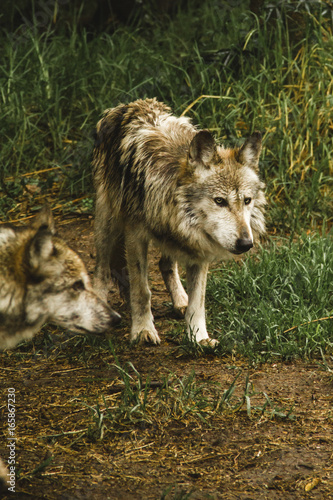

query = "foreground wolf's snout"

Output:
[[234, 227, 254, 254], [87, 297, 122, 334], [235, 238, 254, 254], [109, 308, 122, 326]]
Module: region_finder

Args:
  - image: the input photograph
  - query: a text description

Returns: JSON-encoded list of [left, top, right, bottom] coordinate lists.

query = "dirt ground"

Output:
[[1, 216, 332, 499]]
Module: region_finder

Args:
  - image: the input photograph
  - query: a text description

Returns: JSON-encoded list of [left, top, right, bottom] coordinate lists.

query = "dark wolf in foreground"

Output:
[[93, 98, 266, 346], [0, 206, 121, 350]]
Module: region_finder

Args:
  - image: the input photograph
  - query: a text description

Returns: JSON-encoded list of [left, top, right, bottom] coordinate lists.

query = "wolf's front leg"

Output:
[[159, 255, 188, 317], [125, 230, 160, 344], [185, 262, 218, 346]]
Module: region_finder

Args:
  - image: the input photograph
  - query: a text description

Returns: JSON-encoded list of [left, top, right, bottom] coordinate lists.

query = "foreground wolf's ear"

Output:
[[32, 204, 56, 234], [237, 132, 262, 171], [188, 130, 216, 168], [27, 227, 56, 277]]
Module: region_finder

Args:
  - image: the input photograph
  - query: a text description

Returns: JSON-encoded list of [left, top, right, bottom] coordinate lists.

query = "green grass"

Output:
[[206, 235, 333, 361], [75, 364, 295, 442], [0, 0, 332, 232]]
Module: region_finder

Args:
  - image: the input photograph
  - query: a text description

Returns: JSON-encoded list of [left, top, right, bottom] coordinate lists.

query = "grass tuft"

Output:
[[207, 235, 333, 361]]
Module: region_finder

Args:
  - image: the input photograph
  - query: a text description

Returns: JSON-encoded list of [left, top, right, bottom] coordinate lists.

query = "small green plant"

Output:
[[260, 393, 295, 421], [84, 402, 106, 441], [318, 349, 333, 382], [161, 485, 195, 500], [23, 455, 54, 478]]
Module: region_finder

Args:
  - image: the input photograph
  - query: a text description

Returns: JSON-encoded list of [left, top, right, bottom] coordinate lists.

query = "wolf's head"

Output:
[[0, 206, 121, 349], [179, 130, 266, 257], [25, 206, 121, 334]]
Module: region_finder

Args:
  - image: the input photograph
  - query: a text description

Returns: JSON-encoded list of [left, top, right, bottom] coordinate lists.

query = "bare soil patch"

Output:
[[1, 217, 332, 499]]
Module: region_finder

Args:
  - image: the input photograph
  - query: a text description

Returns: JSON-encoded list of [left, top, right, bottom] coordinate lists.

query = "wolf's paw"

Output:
[[140, 329, 161, 345], [173, 305, 187, 318], [199, 338, 219, 348], [131, 328, 161, 345]]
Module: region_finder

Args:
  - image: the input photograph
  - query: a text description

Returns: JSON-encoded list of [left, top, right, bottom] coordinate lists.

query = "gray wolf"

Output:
[[93, 98, 266, 346], [0, 206, 121, 350]]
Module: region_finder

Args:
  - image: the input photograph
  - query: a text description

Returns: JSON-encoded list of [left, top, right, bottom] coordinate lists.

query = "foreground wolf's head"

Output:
[[0, 206, 121, 350], [177, 129, 266, 258]]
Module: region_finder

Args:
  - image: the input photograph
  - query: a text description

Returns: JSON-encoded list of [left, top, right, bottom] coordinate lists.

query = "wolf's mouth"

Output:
[[230, 248, 251, 255], [74, 325, 107, 335]]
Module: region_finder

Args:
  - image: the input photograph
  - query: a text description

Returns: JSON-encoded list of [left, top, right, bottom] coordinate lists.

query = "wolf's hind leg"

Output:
[[159, 255, 188, 317], [125, 229, 160, 345], [94, 196, 127, 302], [108, 230, 130, 303]]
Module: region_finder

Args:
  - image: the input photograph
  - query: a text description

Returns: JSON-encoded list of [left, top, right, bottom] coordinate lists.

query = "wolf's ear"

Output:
[[237, 132, 262, 171], [32, 204, 55, 234], [188, 130, 216, 168], [27, 227, 56, 277]]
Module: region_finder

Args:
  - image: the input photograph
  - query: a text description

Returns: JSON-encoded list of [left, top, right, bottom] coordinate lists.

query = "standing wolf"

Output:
[[93, 98, 266, 346], [0, 206, 121, 350]]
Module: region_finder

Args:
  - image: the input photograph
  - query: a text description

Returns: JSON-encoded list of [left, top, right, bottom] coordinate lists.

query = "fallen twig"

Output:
[[283, 316, 333, 334]]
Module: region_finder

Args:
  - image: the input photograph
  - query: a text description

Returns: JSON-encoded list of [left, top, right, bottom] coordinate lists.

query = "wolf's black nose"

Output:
[[235, 238, 253, 253], [110, 309, 122, 326]]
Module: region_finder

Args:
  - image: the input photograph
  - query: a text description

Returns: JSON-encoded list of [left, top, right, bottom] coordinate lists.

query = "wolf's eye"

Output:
[[244, 197, 252, 205], [214, 197, 228, 207], [72, 280, 85, 291]]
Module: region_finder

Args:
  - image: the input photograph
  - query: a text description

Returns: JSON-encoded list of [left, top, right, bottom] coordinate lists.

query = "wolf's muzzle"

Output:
[[109, 309, 122, 326], [235, 238, 253, 254]]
